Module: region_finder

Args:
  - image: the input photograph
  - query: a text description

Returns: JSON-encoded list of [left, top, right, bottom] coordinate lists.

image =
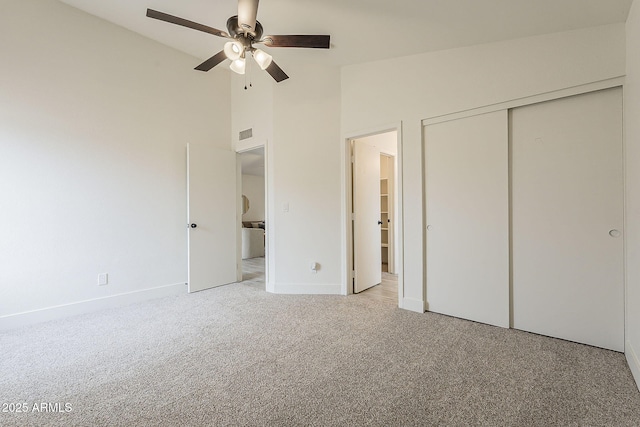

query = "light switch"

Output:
[[98, 273, 108, 286]]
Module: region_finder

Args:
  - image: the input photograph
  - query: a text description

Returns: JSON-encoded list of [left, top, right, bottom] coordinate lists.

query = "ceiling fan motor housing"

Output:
[[227, 16, 263, 41]]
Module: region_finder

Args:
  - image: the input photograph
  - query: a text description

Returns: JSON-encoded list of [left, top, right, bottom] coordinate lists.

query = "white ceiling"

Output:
[[58, 0, 633, 68]]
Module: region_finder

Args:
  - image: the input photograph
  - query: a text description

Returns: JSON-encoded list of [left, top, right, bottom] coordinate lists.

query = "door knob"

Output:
[[378, 220, 383, 225], [609, 229, 621, 238], [190, 223, 197, 228]]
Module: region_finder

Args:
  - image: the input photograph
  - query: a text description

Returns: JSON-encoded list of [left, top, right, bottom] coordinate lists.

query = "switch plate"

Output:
[[98, 273, 108, 286]]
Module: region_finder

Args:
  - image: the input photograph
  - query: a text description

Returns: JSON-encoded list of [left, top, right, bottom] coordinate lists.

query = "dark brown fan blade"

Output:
[[265, 60, 289, 82], [194, 50, 227, 72], [260, 35, 330, 49], [146, 9, 229, 38]]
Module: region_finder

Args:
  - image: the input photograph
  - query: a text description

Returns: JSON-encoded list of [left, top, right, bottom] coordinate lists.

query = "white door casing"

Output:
[[187, 144, 238, 293], [511, 88, 624, 351], [381, 154, 395, 274], [353, 141, 382, 293], [424, 110, 510, 328]]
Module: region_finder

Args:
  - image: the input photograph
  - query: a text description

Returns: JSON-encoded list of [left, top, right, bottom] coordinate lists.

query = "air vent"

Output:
[[239, 128, 253, 140]]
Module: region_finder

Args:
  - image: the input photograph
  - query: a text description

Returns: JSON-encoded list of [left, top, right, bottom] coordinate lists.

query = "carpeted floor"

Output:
[[1, 257, 639, 426]]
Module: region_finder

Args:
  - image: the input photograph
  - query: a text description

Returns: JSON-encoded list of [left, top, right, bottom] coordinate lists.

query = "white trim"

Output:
[[236, 141, 271, 289], [0, 283, 185, 331], [272, 283, 342, 295], [341, 122, 405, 308], [380, 153, 395, 274], [626, 340, 640, 391], [235, 154, 243, 282], [422, 77, 624, 126], [234, 138, 265, 153], [402, 297, 425, 313], [341, 138, 354, 295]]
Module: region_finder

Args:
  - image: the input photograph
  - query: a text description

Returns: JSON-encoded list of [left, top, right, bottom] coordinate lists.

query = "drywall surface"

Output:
[[231, 59, 342, 293], [242, 174, 265, 222], [625, 0, 640, 389], [0, 0, 231, 320], [270, 63, 342, 292], [231, 69, 274, 151], [342, 24, 626, 309]]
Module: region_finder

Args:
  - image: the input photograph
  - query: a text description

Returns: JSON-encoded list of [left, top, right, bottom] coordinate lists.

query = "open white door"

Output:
[[187, 144, 238, 293], [353, 141, 382, 293]]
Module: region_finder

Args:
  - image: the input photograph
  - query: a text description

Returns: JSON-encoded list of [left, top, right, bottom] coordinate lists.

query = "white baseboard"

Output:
[[626, 339, 640, 392], [266, 281, 276, 293], [401, 297, 425, 313], [270, 282, 342, 295], [0, 283, 186, 331]]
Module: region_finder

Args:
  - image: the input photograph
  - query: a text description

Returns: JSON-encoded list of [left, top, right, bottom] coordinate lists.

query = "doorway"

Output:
[[347, 129, 402, 305], [238, 146, 267, 288]]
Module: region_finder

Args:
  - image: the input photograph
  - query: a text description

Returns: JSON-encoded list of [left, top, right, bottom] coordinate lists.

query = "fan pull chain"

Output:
[[244, 53, 253, 90], [244, 55, 253, 90]]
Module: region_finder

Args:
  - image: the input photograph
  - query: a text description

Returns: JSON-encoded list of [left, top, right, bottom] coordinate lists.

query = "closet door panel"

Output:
[[511, 88, 624, 351], [424, 110, 509, 328]]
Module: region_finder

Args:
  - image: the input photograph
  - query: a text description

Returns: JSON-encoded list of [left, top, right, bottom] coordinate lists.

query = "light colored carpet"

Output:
[[1, 257, 639, 426]]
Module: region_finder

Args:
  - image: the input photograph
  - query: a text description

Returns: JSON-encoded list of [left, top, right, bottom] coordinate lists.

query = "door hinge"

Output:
[[351, 155, 355, 163], [351, 213, 355, 221]]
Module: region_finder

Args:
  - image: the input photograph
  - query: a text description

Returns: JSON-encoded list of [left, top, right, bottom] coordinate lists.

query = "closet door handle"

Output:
[[378, 220, 383, 225], [190, 223, 198, 229]]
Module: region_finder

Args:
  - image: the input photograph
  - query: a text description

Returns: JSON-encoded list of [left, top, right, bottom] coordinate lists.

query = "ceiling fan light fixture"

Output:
[[252, 48, 273, 70], [224, 41, 243, 60], [230, 57, 246, 75]]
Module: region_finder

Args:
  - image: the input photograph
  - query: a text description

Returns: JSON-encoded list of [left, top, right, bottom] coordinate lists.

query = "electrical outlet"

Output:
[[98, 273, 108, 286]]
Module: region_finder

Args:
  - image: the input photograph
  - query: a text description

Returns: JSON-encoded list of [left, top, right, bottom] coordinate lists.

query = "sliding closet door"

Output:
[[511, 88, 624, 351], [424, 111, 509, 328]]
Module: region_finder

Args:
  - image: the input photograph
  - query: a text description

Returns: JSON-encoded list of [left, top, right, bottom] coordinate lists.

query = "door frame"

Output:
[[342, 123, 404, 307], [236, 140, 270, 288], [380, 153, 395, 274]]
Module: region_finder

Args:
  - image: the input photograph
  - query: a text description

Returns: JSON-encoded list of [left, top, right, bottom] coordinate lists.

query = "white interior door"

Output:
[[424, 110, 510, 328], [511, 88, 624, 351], [187, 144, 238, 293], [353, 141, 382, 293]]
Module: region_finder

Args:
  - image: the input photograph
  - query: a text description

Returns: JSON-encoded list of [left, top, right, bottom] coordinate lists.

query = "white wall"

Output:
[[342, 24, 626, 311], [241, 174, 265, 222], [0, 0, 231, 324], [231, 61, 343, 293], [232, 61, 342, 293], [625, 0, 640, 388], [232, 69, 274, 152], [271, 63, 342, 292]]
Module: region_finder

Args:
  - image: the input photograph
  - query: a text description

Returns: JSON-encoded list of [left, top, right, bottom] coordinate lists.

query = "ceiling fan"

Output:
[[146, 0, 330, 82]]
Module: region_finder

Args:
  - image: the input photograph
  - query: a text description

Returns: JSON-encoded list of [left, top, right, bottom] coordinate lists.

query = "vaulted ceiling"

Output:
[[58, 0, 633, 71]]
